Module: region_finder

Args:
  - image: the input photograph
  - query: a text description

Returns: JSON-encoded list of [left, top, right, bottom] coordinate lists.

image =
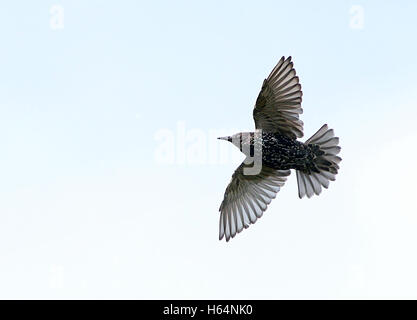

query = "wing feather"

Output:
[[219, 162, 290, 241], [253, 56, 304, 139]]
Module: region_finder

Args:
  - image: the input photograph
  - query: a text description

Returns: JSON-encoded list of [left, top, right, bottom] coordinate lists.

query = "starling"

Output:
[[218, 56, 341, 241]]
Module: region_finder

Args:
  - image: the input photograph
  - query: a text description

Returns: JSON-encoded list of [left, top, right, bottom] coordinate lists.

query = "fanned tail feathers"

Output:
[[296, 124, 341, 198]]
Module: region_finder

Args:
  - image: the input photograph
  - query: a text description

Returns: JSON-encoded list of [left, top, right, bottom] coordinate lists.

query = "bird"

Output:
[[217, 56, 341, 242]]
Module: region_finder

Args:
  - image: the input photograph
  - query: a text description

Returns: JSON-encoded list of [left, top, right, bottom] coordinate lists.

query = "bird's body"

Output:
[[239, 131, 321, 172], [217, 56, 341, 241]]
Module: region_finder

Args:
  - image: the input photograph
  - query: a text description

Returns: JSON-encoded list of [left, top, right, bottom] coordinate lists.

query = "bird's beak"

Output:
[[218, 136, 231, 141]]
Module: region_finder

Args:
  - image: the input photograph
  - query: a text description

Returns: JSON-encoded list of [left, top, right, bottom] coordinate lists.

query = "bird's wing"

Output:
[[219, 162, 290, 241], [253, 56, 304, 139]]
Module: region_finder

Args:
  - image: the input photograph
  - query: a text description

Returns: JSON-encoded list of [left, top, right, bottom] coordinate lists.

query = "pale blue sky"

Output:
[[1, 1, 417, 299]]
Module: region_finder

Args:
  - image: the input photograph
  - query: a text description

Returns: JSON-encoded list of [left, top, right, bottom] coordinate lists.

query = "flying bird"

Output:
[[218, 56, 341, 241]]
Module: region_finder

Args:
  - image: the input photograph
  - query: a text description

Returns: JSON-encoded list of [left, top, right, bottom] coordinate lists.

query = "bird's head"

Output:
[[218, 132, 254, 153]]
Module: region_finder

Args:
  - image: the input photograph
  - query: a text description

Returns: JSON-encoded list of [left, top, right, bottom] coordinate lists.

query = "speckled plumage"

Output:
[[245, 131, 321, 173]]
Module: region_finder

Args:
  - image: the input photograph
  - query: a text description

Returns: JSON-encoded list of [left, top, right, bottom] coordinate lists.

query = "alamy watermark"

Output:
[[349, 5, 364, 30], [154, 121, 263, 175], [49, 264, 64, 289], [50, 5, 64, 30]]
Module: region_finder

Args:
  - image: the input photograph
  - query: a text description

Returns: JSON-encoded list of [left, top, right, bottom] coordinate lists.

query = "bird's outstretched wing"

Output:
[[219, 162, 290, 241], [253, 56, 304, 139]]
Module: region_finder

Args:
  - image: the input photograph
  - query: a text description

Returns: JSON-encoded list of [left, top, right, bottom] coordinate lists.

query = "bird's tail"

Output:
[[296, 124, 341, 198]]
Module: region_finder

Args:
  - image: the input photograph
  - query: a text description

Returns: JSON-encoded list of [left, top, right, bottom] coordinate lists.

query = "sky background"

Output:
[[1, 0, 417, 299]]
